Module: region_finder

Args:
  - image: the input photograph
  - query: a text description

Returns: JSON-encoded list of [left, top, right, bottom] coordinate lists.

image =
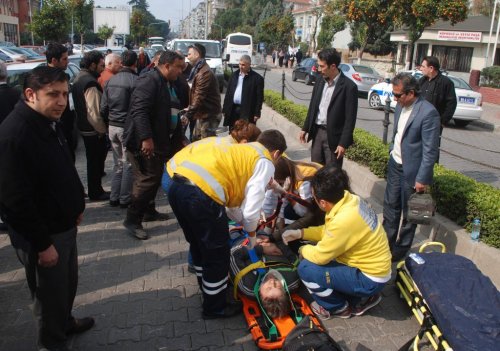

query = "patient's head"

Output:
[[258, 270, 290, 318]]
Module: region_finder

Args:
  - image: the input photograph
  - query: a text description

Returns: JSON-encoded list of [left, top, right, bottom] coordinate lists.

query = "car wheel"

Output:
[[304, 75, 312, 85], [292, 71, 297, 81], [454, 119, 471, 128], [369, 92, 381, 108]]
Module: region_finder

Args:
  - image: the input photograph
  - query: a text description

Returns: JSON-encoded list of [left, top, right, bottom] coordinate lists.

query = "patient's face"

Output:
[[259, 277, 284, 300]]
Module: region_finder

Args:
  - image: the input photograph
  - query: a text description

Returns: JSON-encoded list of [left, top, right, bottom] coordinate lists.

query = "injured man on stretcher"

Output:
[[229, 234, 300, 318]]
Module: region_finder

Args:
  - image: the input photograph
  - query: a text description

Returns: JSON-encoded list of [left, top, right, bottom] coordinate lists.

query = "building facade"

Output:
[[0, 0, 19, 44], [391, 16, 500, 80]]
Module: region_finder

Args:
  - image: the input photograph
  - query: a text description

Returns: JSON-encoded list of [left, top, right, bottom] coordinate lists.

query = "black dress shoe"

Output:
[[143, 210, 169, 222], [66, 317, 95, 335], [89, 192, 110, 201], [109, 199, 119, 207], [202, 302, 242, 320]]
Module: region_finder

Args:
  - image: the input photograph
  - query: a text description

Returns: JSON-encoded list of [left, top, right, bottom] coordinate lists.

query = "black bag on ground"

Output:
[[282, 315, 343, 351]]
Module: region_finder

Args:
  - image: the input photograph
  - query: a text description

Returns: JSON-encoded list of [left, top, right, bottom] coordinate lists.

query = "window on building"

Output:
[[432, 45, 473, 72], [298, 17, 303, 27], [308, 16, 312, 28], [399, 44, 408, 64], [416, 44, 429, 66], [4, 23, 18, 45]]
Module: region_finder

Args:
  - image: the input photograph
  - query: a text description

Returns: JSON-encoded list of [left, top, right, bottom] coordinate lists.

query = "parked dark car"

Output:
[[292, 58, 319, 85]]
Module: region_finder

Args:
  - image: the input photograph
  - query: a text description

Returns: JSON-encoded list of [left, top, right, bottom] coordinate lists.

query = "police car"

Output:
[[368, 70, 483, 127]]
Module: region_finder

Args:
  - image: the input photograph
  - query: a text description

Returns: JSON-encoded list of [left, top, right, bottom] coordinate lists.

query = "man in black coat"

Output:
[[0, 66, 93, 351], [419, 56, 457, 131], [123, 50, 185, 240], [222, 55, 264, 129], [300, 48, 358, 167], [46, 42, 78, 161]]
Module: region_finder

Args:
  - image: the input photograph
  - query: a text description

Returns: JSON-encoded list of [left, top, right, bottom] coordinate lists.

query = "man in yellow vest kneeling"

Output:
[[166, 129, 287, 319]]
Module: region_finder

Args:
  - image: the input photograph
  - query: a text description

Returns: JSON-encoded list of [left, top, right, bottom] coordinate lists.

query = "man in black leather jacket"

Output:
[[123, 50, 185, 240]]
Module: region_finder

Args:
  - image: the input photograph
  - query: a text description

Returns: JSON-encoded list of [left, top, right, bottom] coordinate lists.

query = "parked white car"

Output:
[[368, 70, 483, 127]]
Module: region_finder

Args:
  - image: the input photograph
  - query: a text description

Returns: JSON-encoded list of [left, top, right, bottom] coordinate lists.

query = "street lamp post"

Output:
[[205, 0, 209, 40], [28, 0, 34, 45]]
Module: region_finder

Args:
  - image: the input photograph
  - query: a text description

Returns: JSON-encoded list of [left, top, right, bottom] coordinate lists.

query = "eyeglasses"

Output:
[[393, 92, 406, 98]]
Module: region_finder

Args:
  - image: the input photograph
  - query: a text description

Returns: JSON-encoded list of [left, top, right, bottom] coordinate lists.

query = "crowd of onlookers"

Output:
[[0, 41, 455, 350]]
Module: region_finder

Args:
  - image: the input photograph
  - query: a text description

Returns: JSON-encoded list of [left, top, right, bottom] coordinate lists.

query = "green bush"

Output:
[[481, 66, 500, 88], [264, 90, 500, 249]]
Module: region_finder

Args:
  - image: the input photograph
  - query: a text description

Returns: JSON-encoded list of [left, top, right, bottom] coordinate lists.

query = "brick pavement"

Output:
[[0, 116, 430, 351]]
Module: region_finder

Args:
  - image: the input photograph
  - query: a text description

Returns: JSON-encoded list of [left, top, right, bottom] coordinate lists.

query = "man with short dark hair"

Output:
[[73, 50, 109, 201], [166, 129, 287, 319], [383, 73, 440, 261], [300, 48, 358, 168], [185, 43, 221, 141], [283, 165, 391, 320], [222, 54, 264, 129], [101, 50, 138, 208], [0, 66, 93, 351], [123, 50, 185, 240], [419, 56, 457, 161], [45, 42, 77, 160]]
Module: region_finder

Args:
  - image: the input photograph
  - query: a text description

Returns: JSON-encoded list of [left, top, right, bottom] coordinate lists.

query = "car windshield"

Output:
[[352, 65, 378, 75], [449, 76, 472, 90], [173, 41, 221, 58]]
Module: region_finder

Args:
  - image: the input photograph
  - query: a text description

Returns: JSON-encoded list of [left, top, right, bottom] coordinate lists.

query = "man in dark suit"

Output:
[[222, 55, 264, 129], [299, 48, 357, 167], [383, 73, 440, 261]]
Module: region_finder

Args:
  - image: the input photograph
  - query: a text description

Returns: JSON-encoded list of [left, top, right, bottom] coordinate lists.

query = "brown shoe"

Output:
[[352, 293, 382, 316]]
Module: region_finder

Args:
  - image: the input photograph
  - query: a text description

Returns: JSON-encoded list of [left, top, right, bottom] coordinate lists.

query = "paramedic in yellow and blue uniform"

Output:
[[166, 130, 287, 319], [282, 165, 391, 320]]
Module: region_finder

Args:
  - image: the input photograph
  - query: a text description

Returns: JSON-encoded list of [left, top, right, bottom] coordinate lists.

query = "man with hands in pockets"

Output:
[[282, 165, 391, 320]]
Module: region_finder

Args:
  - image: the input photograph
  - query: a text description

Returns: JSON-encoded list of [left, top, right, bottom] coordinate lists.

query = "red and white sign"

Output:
[[437, 31, 482, 42]]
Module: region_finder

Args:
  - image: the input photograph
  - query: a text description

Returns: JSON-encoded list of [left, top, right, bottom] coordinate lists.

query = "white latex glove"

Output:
[[282, 229, 302, 245], [247, 235, 257, 249], [282, 177, 292, 192], [268, 179, 285, 195]]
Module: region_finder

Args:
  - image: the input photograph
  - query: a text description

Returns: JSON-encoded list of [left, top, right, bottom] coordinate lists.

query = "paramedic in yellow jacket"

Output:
[[282, 165, 391, 320], [166, 130, 287, 319]]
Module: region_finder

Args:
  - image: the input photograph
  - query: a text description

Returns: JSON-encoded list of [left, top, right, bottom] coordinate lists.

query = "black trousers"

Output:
[[9, 227, 78, 350], [126, 151, 166, 223], [168, 179, 230, 314], [82, 134, 108, 199], [311, 127, 344, 168]]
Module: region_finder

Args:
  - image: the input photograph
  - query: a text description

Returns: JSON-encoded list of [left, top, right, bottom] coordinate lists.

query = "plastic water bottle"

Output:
[[471, 218, 481, 242]]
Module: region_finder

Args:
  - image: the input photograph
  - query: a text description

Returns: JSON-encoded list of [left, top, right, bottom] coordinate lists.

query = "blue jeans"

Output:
[[383, 156, 417, 260], [298, 259, 385, 311]]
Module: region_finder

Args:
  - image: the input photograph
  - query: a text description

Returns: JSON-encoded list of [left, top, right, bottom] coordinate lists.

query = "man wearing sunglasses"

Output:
[[382, 73, 440, 262]]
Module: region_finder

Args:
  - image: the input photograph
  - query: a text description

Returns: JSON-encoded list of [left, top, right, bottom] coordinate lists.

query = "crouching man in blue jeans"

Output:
[[282, 165, 391, 319]]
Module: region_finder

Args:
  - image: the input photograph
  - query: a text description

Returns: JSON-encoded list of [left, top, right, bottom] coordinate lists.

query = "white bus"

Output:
[[222, 32, 253, 66]]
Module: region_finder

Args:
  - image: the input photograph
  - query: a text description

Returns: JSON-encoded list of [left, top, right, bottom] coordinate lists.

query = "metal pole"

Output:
[[485, 0, 497, 67], [491, 0, 500, 66], [382, 91, 391, 144], [28, 0, 34, 45], [205, 0, 208, 40], [281, 71, 285, 100]]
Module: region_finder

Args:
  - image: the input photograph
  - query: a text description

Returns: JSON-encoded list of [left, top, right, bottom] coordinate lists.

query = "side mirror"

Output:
[[223, 54, 230, 62]]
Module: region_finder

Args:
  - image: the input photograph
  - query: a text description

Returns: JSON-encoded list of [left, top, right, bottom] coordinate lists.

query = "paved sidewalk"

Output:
[[0, 122, 427, 351]]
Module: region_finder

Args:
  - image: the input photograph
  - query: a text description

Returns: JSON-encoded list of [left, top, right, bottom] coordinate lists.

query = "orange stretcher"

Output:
[[240, 292, 324, 350]]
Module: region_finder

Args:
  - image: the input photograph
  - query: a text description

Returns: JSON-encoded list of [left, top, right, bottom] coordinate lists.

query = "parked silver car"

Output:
[[338, 63, 383, 94]]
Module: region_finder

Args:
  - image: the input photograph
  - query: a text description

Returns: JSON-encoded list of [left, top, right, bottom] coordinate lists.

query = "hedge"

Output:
[[481, 66, 500, 88], [264, 89, 500, 249]]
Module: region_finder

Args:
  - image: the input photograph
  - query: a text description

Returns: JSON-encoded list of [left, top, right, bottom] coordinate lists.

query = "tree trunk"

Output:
[[408, 40, 415, 70], [80, 33, 84, 53]]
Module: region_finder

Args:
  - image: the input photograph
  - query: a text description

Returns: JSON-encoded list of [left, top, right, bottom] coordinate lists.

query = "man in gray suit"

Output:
[[383, 73, 440, 261]]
